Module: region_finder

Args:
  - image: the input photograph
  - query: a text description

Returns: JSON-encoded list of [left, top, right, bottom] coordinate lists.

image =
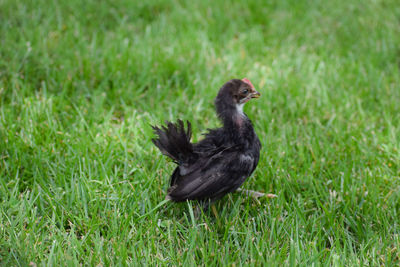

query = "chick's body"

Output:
[[152, 79, 261, 207]]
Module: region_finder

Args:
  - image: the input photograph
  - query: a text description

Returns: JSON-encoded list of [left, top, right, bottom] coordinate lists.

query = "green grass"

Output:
[[1, 0, 400, 265]]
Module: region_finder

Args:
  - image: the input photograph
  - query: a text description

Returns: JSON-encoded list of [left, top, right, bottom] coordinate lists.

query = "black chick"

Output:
[[152, 78, 261, 209]]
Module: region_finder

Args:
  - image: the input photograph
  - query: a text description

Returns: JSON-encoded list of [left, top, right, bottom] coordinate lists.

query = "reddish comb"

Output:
[[242, 78, 255, 89]]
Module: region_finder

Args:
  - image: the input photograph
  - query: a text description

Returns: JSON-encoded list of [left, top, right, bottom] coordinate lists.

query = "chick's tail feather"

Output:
[[152, 120, 195, 164]]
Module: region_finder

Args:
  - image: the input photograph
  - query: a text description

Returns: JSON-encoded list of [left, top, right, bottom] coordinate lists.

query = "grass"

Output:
[[1, 0, 400, 265]]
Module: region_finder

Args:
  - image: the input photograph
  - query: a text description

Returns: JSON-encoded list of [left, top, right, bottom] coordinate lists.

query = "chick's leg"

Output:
[[236, 188, 277, 199]]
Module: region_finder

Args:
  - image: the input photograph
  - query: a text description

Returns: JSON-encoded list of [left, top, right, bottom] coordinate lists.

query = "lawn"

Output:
[[1, 0, 400, 265]]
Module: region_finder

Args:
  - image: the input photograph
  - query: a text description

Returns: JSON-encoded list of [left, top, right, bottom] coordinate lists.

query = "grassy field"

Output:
[[1, 0, 400, 265]]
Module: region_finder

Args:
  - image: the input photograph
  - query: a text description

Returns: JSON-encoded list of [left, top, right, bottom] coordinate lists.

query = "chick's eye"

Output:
[[242, 89, 248, 94]]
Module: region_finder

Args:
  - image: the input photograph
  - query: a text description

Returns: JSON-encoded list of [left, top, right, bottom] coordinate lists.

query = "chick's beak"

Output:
[[251, 91, 261, 98]]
